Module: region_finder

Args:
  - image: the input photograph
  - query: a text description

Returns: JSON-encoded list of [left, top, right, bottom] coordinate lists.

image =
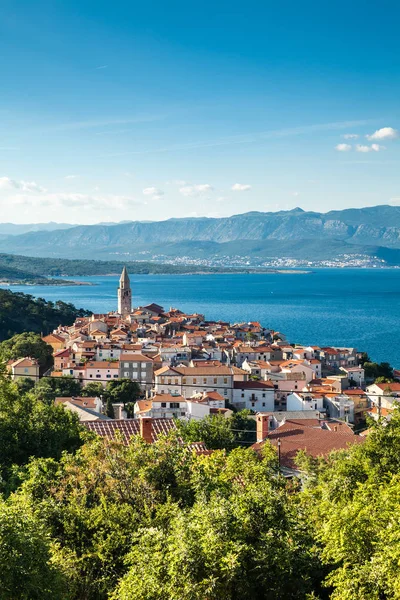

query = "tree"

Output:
[[113, 447, 318, 600], [33, 376, 82, 404], [81, 382, 105, 398], [0, 289, 91, 341], [15, 376, 36, 395], [363, 360, 393, 380], [177, 411, 256, 451], [0, 496, 67, 599], [106, 378, 141, 407], [0, 375, 83, 486], [298, 409, 400, 598], [0, 332, 53, 370]]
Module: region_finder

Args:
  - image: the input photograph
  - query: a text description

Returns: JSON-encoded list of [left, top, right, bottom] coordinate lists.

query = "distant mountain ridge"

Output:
[[2, 205, 400, 263]]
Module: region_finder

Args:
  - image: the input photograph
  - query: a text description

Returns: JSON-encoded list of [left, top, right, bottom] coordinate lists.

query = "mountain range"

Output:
[[2, 205, 400, 264]]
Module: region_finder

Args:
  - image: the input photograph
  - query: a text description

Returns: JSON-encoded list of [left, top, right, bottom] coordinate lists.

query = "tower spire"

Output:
[[118, 266, 132, 315]]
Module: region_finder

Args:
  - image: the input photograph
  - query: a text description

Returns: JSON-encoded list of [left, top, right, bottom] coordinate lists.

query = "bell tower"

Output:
[[118, 266, 132, 315]]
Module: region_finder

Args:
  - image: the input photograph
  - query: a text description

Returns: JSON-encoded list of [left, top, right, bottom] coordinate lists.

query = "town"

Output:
[[8, 267, 398, 474]]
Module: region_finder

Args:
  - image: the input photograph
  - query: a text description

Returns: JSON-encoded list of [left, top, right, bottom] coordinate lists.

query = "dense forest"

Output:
[[0, 253, 240, 278], [1, 366, 400, 599], [0, 289, 91, 340]]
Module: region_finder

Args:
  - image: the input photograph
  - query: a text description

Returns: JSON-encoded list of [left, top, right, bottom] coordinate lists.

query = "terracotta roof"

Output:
[[233, 380, 274, 389], [371, 382, 400, 392], [84, 418, 176, 442], [253, 419, 364, 469], [119, 352, 153, 362], [84, 418, 210, 455]]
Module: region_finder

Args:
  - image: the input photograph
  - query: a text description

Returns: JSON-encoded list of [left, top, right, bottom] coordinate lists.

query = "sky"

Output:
[[0, 0, 399, 224]]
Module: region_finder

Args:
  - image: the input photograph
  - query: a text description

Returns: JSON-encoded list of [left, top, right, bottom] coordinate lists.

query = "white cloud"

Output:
[[0, 175, 142, 212], [356, 144, 385, 153], [0, 177, 46, 193], [343, 133, 359, 139], [179, 184, 213, 197], [292, 191, 300, 197], [10, 192, 141, 210], [65, 175, 77, 180], [142, 187, 164, 200], [335, 143, 352, 152], [95, 65, 108, 70], [367, 127, 399, 141], [231, 183, 251, 191]]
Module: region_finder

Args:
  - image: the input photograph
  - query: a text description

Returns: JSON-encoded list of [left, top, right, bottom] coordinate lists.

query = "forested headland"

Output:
[[0, 288, 91, 340]]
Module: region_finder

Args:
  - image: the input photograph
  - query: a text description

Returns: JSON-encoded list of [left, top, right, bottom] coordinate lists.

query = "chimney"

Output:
[[256, 414, 270, 443], [140, 417, 153, 444], [112, 403, 124, 420]]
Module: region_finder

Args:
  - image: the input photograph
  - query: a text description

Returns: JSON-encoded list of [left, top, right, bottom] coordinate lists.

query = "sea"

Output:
[[3, 268, 400, 367]]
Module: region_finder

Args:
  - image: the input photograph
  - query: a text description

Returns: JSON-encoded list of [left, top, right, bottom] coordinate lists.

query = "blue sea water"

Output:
[[3, 269, 400, 366]]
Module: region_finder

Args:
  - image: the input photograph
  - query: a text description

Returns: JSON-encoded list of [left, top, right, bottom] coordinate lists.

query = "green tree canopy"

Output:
[[0, 375, 83, 487], [0, 496, 67, 599], [33, 376, 82, 404], [0, 332, 53, 369], [177, 410, 256, 451], [0, 289, 91, 341]]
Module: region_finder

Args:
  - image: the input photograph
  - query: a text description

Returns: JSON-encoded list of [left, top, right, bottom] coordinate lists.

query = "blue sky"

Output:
[[0, 0, 399, 223]]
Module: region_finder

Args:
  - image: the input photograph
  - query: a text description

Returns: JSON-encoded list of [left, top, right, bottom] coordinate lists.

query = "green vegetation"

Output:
[[0, 332, 53, 369], [360, 353, 394, 380], [4, 361, 400, 597], [0, 253, 237, 278], [177, 410, 256, 450], [0, 373, 83, 489], [0, 289, 91, 341]]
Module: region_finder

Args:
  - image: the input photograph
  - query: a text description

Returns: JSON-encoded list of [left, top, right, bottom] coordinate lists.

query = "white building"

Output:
[[341, 367, 365, 387], [233, 380, 275, 412], [286, 392, 324, 412], [154, 365, 234, 401]]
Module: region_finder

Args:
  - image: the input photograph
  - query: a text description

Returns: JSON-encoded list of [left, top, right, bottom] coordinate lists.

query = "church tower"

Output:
[[118, 266, 132, 316]]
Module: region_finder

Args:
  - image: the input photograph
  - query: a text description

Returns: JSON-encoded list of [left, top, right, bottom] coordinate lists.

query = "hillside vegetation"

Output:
[[0, 289, 91, 340], [2, 372, 400, 598], [0, 253, 272, 277]]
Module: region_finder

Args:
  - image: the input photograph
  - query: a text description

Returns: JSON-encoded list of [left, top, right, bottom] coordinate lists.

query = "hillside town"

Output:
[[10, 267, 397, 472]]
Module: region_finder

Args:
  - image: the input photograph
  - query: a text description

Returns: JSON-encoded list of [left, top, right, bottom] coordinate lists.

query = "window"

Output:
[[224, 378, 228, 384], [175, 379, 179, 385], [124, 371, 129, 377], [224, 389, 227, 395], [132, 371, 138, 378], [170, 402, 180, 409], [262, 402, 266, 407], [96, 374, 101, 378], [182, 378, 186, 384], [241, 393, 244, 398], [203, 378, 207, 384], [113, 374, 118, 378], [213, 378, 217, 384], [106, 374, 111, 378], [262, 393, 265, 398], [124, 362, 130, 368], [131, 362, 138, 368], [161, 402, 166, 408], [193, 378, 197, 384]]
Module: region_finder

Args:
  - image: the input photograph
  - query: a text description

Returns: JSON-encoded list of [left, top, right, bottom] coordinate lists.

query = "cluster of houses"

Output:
[[8, 268, 399, 472]]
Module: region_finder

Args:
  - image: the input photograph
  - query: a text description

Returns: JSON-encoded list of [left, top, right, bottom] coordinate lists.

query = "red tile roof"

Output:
[[253, 419, 363, 469], [84, 418, 210, 454]]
